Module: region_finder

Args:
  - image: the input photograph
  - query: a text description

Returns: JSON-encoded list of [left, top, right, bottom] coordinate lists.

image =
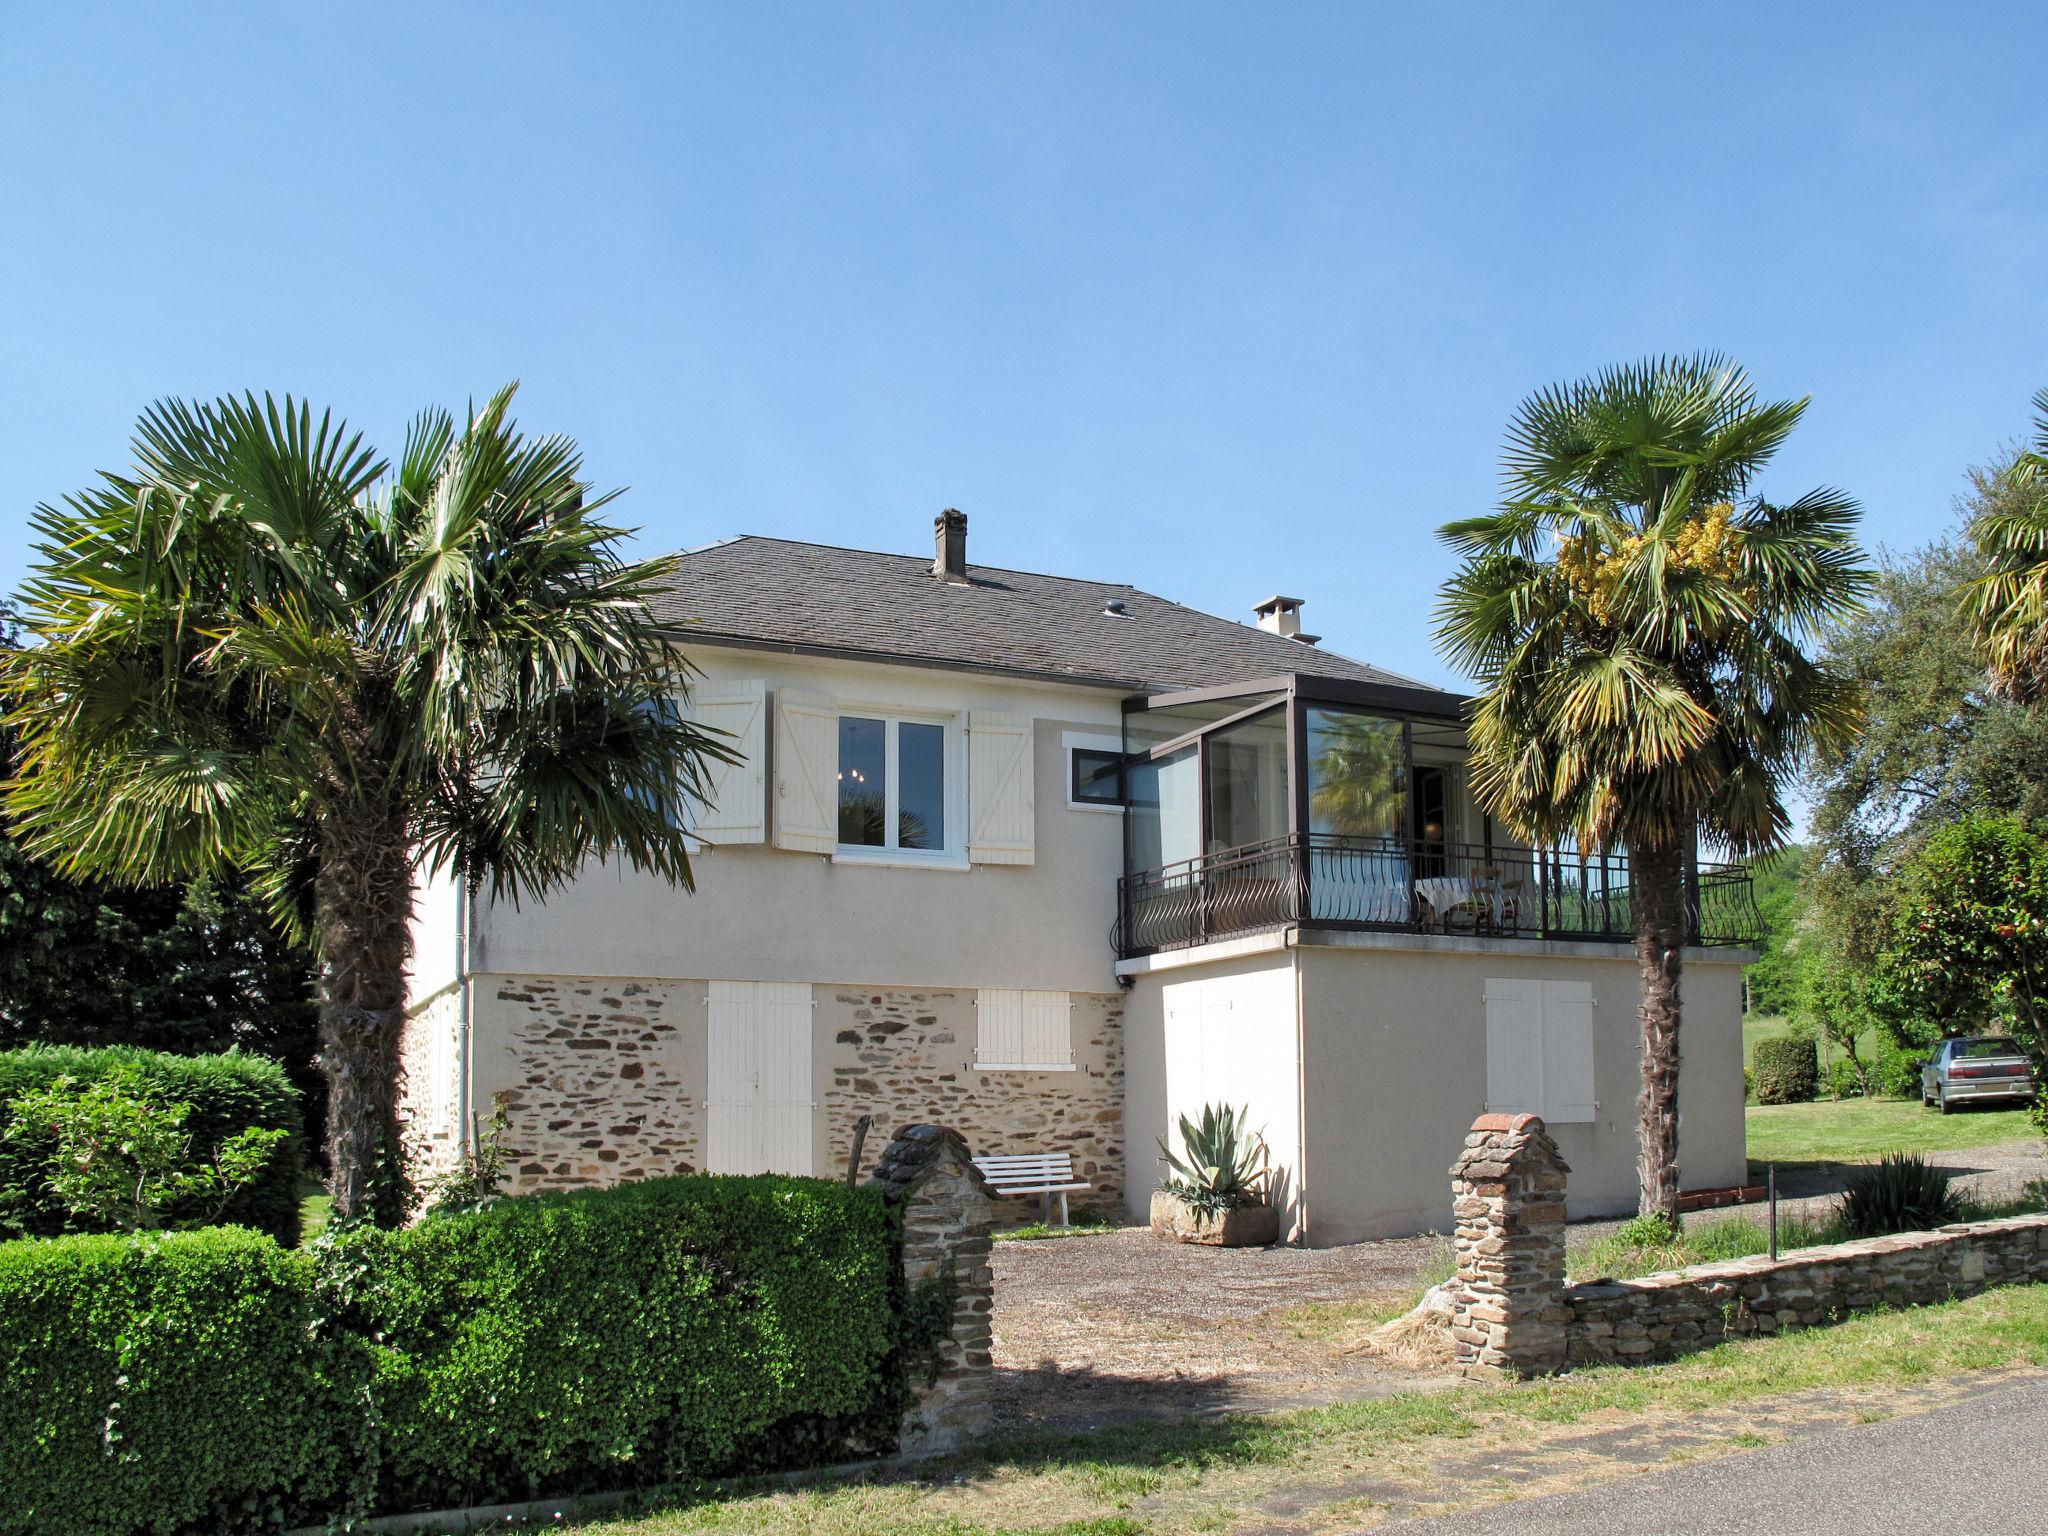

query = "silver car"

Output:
[[1921, 1035, 2039, 1113]]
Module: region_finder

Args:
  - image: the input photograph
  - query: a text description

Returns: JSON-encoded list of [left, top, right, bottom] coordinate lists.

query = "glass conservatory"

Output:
[[1114, 673, 1760, 958]]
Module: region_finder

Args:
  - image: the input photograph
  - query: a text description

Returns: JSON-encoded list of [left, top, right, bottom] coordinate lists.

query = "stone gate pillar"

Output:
[[867, 1124, 996, 1454], [1448, 1111, 1570, 1379]]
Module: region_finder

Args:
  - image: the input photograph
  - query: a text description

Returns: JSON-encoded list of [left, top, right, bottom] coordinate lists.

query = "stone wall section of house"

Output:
[[473, 974, 707, 1193], [1444, 1112, 2048, 1374], [821, 986, 1124, 1210], [396, 985, 465, 1186], [1567, 1212, 2048, 1365]]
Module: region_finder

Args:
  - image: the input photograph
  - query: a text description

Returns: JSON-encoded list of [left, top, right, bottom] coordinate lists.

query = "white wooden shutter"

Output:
[[706, 980, 762, 1173], [756, 981, 816, 1172], [975, 989, 1022, 1067], [1541, 980, 1597, 1123], [1019, 990, 1073, 1068], [1484, 978, 1544, 1116], [687, 680, 766, 843], [772, 689, 838, 853], [968, 711, 1034, 865]]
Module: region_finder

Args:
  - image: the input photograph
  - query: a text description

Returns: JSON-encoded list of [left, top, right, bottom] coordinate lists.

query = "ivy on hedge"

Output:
[[0, 1045, 304, 1247], [0, 1173, 899, 1535]]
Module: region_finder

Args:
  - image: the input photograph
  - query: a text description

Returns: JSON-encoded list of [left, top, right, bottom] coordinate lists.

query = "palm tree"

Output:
[[1435, 356, 1868, 1220], [4, 386, 732, 1223], [1963, 388, 2048, 702]]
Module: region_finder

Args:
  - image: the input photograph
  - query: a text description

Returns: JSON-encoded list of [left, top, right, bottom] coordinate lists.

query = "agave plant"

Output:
[[1840, 1151, 1963, 1238], [1158, 1102, 1270, 1224]]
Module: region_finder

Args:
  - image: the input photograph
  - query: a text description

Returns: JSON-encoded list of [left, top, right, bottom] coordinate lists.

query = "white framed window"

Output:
[[974, 988, 1076, 1071], [1484, 978, 1596, 1124], [833, 708, 967, 867], [1063, 731, 1124, 812]]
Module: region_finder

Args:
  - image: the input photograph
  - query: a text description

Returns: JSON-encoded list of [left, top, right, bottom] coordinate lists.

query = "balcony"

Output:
[[1115, 833, 1760, 958]]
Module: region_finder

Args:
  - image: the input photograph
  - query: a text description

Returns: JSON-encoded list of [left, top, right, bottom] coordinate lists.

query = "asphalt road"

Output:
[[1382, 1373, 2048, 1535]]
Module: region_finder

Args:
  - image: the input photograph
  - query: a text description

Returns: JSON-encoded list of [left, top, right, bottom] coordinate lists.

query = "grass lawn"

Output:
[[571, 1283, 2048, 1535], [1747, 1096, 2037, 1167], [299, 1179, 331, 1244]]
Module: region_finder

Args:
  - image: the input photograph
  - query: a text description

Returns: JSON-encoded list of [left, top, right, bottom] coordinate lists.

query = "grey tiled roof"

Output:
[[647, 535, 1434, 695]]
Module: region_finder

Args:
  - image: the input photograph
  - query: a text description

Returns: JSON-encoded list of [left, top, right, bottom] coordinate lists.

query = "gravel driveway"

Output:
[[990, 1226, 1450, 1430]]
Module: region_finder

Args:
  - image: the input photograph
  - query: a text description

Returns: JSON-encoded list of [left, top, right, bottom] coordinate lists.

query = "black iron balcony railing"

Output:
[[1114, 833, 1761, 958]]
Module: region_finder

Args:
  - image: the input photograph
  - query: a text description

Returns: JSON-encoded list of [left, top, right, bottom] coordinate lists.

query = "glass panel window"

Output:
[[838, 716, 888, 847], [1306, 707, 1407, 839], [838, 714, 950, 854], [898, 722, 946, 850], [1127, 745, 1198, 870], [1071, 747, 1122, 806], [1203, 707, 1289, 854]]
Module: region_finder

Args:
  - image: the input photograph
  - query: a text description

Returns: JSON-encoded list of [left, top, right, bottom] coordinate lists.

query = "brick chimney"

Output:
[[934, 509, 969, 583]]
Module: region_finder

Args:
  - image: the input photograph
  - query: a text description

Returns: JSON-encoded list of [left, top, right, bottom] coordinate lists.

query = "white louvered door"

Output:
[[705, 980, 815, 1174]]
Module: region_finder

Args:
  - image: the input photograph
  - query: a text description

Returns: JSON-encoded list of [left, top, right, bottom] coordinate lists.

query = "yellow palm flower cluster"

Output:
[[1555, 501, 1744, 625]]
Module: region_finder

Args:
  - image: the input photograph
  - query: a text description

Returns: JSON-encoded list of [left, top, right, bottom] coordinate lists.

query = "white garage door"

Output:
[[706, 980, 815, 1174]]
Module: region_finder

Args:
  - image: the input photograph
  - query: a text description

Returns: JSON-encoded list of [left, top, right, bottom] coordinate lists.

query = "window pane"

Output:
[[1127, 745, 1198, 869], [898, 722, 946, 850], [1307, 707, 1406, 839], [1203, 707, 1289, 853], [1073, 748, 1122, 805], [838, 716, 887, 846]]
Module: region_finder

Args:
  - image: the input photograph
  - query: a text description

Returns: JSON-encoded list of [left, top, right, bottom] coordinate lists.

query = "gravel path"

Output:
[[987, 1137, 2048, 1433], [990, 1226, 1450, 1430]]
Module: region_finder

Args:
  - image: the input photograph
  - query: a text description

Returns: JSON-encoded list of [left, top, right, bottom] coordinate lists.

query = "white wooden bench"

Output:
[[972, 1151, 1091, 1226]]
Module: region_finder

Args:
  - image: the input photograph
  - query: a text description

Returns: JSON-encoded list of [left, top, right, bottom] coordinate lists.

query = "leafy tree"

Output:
[[1964, 388, 2048, 702], [1874, 815, 2048, 1076], [0, 610, 320, 1122], [4, 388, 730, 1223], [1743, 844, 1810, 1018], [1437, 355, 1869, 1219]]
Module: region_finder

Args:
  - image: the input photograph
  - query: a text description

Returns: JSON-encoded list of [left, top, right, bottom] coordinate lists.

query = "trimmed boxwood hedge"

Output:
[[0, 1045, 305, 1247], [0, 1226, 340, 1535], [1753, 1034, 1820, 1105], [0, 1173, 898, 1535]]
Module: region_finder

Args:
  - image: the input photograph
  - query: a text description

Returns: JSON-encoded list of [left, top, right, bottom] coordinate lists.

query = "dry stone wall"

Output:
[[1443, 1111, 2048, 1377], [480, 975, 706, 1191], [396, 986, 465, 1186], [822, 986, 1124, 1210], [1568, 1212, 2048, 1365]]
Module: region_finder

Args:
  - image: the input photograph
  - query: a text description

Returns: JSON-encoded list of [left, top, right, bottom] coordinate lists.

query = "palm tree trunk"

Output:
[[315, 798, 413, 1225], [1627, 838, 1689, 1222]]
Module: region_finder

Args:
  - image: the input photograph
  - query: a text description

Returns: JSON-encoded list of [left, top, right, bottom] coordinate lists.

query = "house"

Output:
[[399, 511, 1759, 1243]]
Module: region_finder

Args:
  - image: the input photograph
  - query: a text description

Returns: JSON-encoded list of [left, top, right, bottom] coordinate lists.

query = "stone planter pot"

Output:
[[1149, 1190, 1280, 1247]]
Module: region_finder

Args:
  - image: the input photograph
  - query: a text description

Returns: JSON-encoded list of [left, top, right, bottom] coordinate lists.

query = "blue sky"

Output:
[[3, 3, 2043, 697]]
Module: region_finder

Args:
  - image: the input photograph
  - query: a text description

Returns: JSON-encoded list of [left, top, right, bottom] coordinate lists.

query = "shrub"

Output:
[[331, 1173, 896, 1510], [1825, 1057, 1866, 1100], [0, 1173, 899, 1535], [0, 1045, 303, 1246], [1615, 1211, 1678, 1248], [0, 1226, 340, 1535], [1873, 1043, 1925, 1100], [1752, 1035, 1820, 1105], [1840, 1152, 1963, 1237], [1743, 1065, 1755, 1103]]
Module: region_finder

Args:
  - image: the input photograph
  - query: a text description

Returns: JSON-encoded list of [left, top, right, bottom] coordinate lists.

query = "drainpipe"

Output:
[[457, 883, 475, 1157]]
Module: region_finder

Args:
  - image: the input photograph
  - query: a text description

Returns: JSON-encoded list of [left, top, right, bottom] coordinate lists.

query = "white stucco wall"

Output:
[[467, 649, 1128, 993], [1122, 932, 1750, 1245]]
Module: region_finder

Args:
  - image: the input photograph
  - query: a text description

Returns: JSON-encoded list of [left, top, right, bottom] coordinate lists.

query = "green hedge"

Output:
[[0, 1226, 340, 1534], [1753, 1035, 1820, 1105], [0, 1045, 305, 1247], [0, 1174, 898, 1534]]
